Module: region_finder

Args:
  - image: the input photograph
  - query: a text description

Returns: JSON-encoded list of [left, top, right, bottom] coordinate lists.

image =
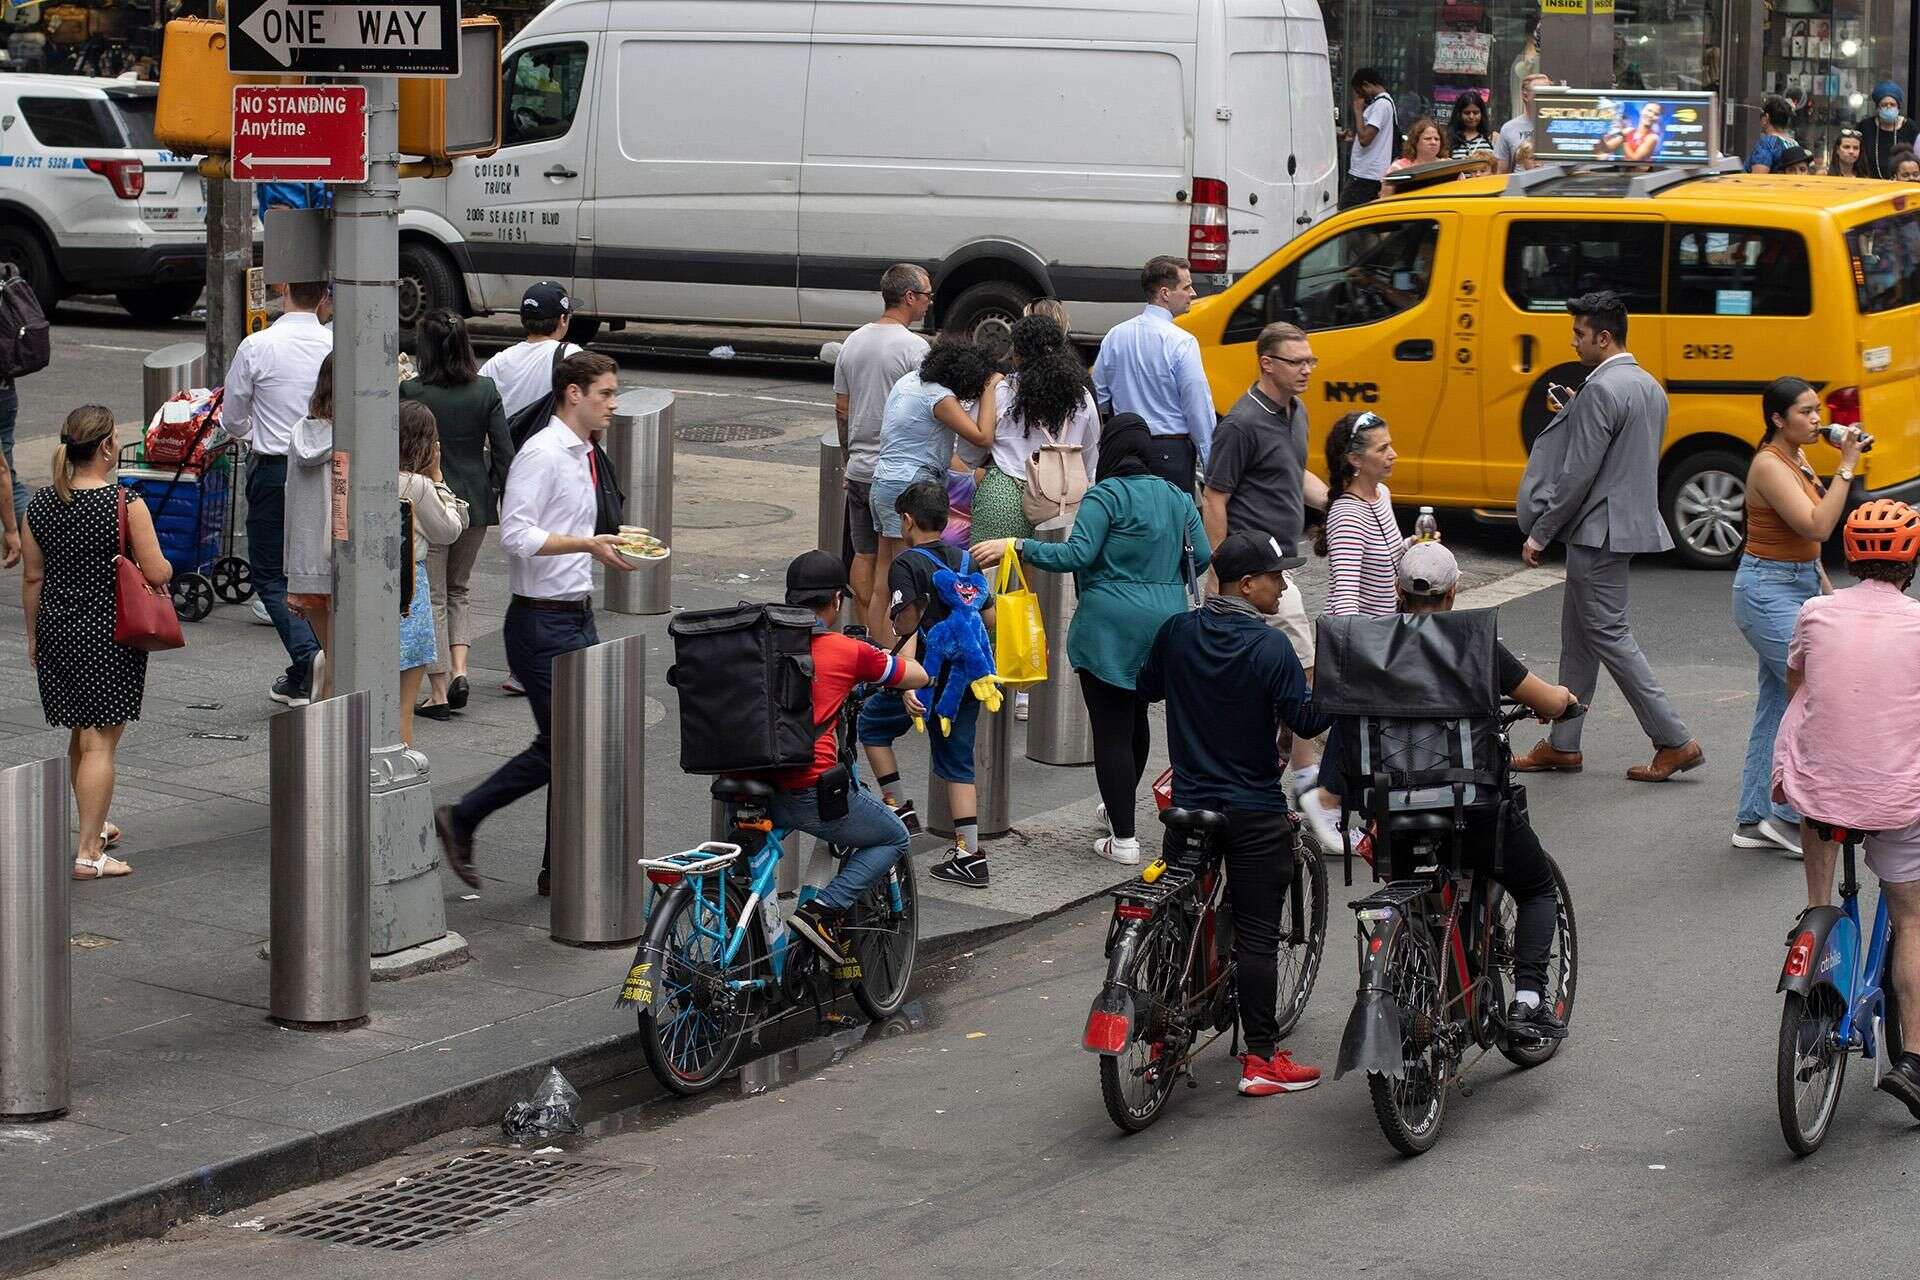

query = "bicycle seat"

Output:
[[1160, 807, 1229, 835], [1808, 820, 1876, 845], [710, 777, 776, 804]]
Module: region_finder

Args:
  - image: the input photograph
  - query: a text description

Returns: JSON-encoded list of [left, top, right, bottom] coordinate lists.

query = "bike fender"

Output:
[[1779, 905, 1855, 998], [615, 939, 671, 1014], [1082, 985, 1137, 1056], [1336, 990, 1404, 1081]]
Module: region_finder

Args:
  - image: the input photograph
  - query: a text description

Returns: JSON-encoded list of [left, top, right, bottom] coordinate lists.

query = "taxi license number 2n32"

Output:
[[1683, 343, 1734, 360]]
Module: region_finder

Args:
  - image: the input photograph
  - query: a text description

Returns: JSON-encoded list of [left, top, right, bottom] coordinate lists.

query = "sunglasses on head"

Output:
[[1353, 412, 1386, 431], [1841, 128, 1864, 139]]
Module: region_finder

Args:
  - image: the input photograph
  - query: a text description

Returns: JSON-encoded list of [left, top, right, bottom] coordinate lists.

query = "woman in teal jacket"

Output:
[[976, 414, 1210, 864]]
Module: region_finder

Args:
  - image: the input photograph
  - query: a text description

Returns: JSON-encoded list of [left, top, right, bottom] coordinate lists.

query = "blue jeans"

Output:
[[768, 784, 911, 912], [1731, 555, 1820, 827], [0, 385, 27, 527], [246, 453, 321, 686]]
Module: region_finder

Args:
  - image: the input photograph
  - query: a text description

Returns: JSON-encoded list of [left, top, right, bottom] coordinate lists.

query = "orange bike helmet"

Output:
[[1843, 499, 1920, 563]]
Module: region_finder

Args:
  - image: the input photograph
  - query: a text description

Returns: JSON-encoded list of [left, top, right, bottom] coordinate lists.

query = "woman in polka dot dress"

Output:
[[19, 406, 172, 880]]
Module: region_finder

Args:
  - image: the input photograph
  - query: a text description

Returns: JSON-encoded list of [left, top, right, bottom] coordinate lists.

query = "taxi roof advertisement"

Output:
[[1533, 89, 1720, 165]]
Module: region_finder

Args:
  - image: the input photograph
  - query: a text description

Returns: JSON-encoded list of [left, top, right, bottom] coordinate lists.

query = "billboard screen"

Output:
[[1533, 90, 1719, 165]]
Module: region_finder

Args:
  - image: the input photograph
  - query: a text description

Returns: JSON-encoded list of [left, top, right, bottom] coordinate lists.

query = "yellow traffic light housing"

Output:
[[398, 18, 503, 162], [154, 19, 300, 155]]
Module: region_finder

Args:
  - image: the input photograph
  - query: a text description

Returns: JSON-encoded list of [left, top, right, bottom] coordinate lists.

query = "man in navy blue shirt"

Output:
[[1137, 530, 1331, 1097]]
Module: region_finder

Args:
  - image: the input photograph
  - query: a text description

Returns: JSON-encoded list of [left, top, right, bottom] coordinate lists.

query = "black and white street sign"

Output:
[[227, 0, 461, 77]]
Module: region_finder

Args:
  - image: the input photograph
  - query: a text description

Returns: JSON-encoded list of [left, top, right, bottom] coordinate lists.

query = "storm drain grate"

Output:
[[263, 1149, 622, 1252], [677, 422, 783, 444]]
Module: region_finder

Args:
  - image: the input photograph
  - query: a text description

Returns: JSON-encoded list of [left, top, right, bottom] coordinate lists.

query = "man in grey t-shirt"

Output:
[[1495, 73, 1555, 173], [833, 263, 932, 617]]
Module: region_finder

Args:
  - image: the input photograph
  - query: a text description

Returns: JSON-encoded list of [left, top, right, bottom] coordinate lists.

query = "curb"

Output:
[[0, 886, 1120, 1278]]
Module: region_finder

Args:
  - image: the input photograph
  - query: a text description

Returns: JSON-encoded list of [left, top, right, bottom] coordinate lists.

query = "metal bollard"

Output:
[[270, 691, 371, 1030], [927, 702, 1014, 841], [550, 635, 647, 946], [1025, 514, 1094, 765], [0, 758, 71, 1121], [603, 387, 675, 616], [141, 341, 207, 429], [817, 431, 847, 559]]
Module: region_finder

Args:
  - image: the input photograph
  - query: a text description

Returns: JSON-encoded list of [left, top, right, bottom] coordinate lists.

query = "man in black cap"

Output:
[[479, 280, 583, 422], [765, 550, 931, 963], [1136, 530, 1333, 1098]]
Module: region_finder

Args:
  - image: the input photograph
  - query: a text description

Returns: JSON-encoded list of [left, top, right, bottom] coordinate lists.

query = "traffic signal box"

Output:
[[155, 16, 501, 163]]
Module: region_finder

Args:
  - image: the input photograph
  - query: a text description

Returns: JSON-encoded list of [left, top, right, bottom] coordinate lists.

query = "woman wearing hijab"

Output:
[[975, 415, 1210, 866]]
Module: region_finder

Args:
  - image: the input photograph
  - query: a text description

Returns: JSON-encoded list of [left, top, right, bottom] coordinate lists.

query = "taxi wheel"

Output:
[[1660, 449, 1748, 571]]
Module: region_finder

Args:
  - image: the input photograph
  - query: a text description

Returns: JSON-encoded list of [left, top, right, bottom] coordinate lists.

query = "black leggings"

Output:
[[1079, 672, 1152, 840]]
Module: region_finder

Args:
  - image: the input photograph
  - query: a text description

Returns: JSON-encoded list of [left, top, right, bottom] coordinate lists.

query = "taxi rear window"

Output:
[[1847, 211, 1920, 314]]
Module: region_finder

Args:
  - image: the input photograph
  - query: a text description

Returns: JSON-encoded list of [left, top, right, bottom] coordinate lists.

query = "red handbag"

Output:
[[112, 487, 185, 652]]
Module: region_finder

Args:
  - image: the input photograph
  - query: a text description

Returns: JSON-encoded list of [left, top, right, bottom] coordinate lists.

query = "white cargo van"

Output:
[[397, 0, 1337, 343]]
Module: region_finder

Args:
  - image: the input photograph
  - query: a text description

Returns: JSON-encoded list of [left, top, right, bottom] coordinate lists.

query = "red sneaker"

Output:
[[1238, 1051, 1322, 1097]]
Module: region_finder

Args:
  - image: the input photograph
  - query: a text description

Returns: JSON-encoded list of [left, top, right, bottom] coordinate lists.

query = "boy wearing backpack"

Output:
[[859, 480, 997, 888]]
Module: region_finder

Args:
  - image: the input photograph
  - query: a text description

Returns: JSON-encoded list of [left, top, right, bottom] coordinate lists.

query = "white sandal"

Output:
[[74, 852, 131, 880], [101, 822, 121, 850]]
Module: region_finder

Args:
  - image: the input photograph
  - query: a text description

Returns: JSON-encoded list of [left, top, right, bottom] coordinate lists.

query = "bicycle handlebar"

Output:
[[1500, 699, 1588, 729]]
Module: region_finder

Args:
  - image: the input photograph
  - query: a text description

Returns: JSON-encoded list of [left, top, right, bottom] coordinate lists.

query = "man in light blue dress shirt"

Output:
[[1092, 256, 1217, 494]]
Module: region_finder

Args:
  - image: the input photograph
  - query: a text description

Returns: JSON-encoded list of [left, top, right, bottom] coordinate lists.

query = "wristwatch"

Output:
[[1837, 466, 1856, 483]]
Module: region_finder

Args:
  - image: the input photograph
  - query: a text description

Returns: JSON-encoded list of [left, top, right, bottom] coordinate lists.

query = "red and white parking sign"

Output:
[[230, 85, 369, 184]]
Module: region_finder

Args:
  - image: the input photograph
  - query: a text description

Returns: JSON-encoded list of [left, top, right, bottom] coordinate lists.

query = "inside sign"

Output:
[[231, 85, 369, 184], [227, 0, 460, 77]]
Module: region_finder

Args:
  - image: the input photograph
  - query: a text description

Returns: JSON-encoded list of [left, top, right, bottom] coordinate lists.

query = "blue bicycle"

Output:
[[624, 681, 918, 1097], [1777, 822, 1906, 1155]]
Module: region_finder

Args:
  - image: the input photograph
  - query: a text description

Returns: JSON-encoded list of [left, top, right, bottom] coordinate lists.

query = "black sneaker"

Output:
[[269, 675, 311, 707], [890, 799, 921, 835], [1878, 1052, 1920, 1121], [930, 852, 989, 888], [1506, 997, 1569, 1044], [788, 902, 847, 963]]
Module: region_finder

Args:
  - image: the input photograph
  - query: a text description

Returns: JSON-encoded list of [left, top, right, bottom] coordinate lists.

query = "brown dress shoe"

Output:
[[435, 804, 481, 889], [1511, 741, 1584, 773], [1627, 739, 1705, 783]]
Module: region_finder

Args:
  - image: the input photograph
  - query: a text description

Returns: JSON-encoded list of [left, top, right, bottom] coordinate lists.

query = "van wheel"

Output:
[[0, 224, 59, 313], [398, 241, 461, 334], [944, 280, 1033, 346], [1660, 449, 1748, 570], [116, 285, 204, 325]]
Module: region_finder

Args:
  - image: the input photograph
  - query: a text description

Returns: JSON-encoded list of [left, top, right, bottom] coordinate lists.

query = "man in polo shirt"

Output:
[[435, 351, 633, 895], [1202, 321, 1334, 846]]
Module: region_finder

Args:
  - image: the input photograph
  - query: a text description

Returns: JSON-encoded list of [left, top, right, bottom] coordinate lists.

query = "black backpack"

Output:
[[1315, 609, 1506, 869], [1370, 93, 1403, 162], [0, 266, 50, 380], [667, 603, 820, 775]]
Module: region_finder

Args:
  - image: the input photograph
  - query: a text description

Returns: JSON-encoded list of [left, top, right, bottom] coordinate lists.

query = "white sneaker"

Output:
[[1095, 802, 1111, 837], [1297, 790, 1343, 853], [1094, 836, 1140, 866], [250, 598, 272, 625], [1758, 817, 1804, 858]]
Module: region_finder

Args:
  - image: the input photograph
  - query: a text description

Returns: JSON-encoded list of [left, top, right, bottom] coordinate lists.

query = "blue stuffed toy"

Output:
[[919, 557, 1003, 734]]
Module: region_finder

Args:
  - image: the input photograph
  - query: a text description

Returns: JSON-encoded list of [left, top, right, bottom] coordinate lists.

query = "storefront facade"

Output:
[[1320, 1, 1919, 167]]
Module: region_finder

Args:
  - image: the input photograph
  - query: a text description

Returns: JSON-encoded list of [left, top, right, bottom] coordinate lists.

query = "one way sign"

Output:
[[227, 0, 460, 77]]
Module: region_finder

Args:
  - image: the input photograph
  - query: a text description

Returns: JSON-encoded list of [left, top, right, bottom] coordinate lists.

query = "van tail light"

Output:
[[84, 157, 145, 200], [1188, 177, 1230, 275], [1784, 930, 1816, 979], [1826, 385, 1862, 428]]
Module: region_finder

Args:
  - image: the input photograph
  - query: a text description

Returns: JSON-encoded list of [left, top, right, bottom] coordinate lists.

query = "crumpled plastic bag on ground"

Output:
[[501, 1067, 582, 1142]]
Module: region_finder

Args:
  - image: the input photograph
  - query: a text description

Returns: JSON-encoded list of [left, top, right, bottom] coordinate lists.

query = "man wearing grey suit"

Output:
[[1511, 291, 1704, 782]]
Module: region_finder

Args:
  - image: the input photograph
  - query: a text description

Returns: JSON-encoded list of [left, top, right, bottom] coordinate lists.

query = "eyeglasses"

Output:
[[1264, 354, 1320, 369]]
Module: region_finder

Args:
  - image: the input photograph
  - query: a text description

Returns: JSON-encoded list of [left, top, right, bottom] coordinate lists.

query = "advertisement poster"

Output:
[[1433, 31, 1492, 76], [1533, 89, 1718, 164]]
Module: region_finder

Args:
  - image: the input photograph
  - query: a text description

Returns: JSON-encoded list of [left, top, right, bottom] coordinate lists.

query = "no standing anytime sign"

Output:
[[230, 85, 369, 184]]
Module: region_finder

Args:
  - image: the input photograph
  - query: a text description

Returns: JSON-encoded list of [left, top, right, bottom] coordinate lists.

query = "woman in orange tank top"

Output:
[[1731, 377, 1866, 855]]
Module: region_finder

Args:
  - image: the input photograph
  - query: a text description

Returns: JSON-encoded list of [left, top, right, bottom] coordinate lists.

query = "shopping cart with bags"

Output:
[[120, 390, 252, 621]]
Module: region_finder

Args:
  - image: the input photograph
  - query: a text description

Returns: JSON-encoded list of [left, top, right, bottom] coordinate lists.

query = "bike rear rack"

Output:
[[638, 842, 741, 880], [1111, 865, 1197, 910]]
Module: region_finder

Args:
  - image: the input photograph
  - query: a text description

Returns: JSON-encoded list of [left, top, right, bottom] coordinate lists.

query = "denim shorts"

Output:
[[869, 469, 938, 540], [859, 687, 979, 783]]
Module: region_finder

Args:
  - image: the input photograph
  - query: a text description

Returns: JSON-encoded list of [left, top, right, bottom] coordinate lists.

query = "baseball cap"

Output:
[[1211, 530, 1303, 584], [784, 550, 848, 606], [520, 281, 573, 324], [1398, 541, 1461, 597]]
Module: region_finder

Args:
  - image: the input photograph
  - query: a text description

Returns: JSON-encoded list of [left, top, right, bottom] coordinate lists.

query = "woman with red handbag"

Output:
[[19, 406, 173, 880]]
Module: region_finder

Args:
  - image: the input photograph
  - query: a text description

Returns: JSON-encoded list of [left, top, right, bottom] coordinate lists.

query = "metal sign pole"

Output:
[[331, 76, 449, 958]]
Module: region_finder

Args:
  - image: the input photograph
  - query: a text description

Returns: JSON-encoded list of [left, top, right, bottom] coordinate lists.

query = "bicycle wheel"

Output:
[[851, 856, 919, 1019], [1497, 853, 1579, 1069], [1100, 913, 1188, 1134], [1272, 842, 1329, 1042], [1778, 987, 1848, 1156], [1366, 919, 1450, 1156], [638, 878, 762, 1096]]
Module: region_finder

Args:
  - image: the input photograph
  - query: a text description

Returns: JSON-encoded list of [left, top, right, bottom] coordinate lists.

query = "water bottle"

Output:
[[1821, 424, 1875, 453], [1414, 507, 1440, 542]]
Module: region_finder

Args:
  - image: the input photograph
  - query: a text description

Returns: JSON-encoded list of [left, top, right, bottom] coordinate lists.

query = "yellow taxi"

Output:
[[1180, 160, 1920, 568]]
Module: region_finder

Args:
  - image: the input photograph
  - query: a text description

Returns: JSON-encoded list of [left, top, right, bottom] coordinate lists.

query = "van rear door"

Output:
[[1219, 1, 1337, 274], [1839, 203, 1920, 499]]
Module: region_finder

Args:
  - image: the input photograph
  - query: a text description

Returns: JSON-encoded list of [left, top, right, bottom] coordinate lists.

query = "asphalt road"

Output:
[[36, 557, 1920, 1280]]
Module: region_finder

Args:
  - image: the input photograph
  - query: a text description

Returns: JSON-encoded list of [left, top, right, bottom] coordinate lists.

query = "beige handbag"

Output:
[[1020, 425, 1089, 525]]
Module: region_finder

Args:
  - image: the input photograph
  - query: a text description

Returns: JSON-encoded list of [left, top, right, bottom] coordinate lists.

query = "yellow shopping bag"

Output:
[[992, 542, 1049, 689]]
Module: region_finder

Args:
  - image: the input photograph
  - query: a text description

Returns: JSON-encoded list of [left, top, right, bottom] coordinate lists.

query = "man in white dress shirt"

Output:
[[479, 281, 583, 421], [222, 280, 334, 705], [435, 351, 633, 894], [1092, 256, 1216, 493]]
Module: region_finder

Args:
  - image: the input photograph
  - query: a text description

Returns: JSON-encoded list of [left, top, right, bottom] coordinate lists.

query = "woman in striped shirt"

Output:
[[1315, 411, 1405, 616]]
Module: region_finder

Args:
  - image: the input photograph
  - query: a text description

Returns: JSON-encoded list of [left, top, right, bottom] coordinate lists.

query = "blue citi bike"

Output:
[[1777, 822, 1906, 1155], [622, 673, 918, 1096]]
